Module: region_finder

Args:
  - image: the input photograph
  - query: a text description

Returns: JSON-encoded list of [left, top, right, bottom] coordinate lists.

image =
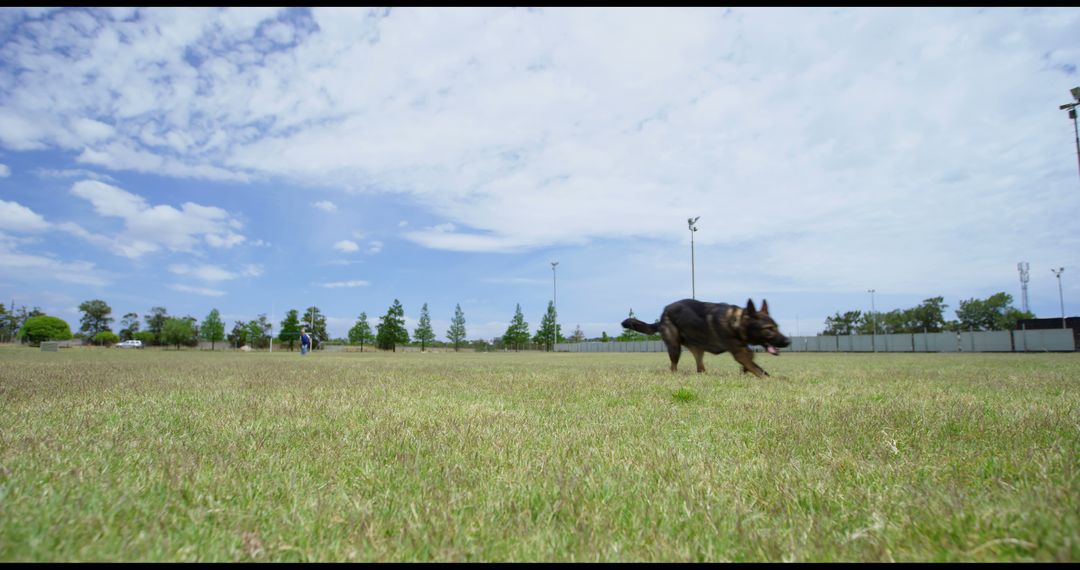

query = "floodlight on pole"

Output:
[[1060, 87, 1080, 183], [688, 217, 700, 299], [551, 261, 559, 352], [1052, 267, 1066, 329], [868, 289, 877, 352]]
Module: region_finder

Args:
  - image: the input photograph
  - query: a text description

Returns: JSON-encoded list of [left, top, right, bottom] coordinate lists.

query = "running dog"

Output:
[[621, 298, 790, 377]]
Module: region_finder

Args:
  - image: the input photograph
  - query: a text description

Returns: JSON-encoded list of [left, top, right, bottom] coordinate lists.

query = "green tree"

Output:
[[200, 309, 225, 350], [908, 297, 948, 332], [184, 315, 199, 344], [118, 312, 140, 341], [955, 292, 1029, 331], [162, 317, 195, 350], [78, 299, 113, 339], [279, 309, 302, 351], [856, 311, 880, 335], [533, 300, 560, 351], [997, 307, 1036, 331], [600, 331, 610, 342], [502, 303, 530, 350], [145, 306, 169, 346], [0, 302, 15, 343], [569, 324, 586, 343], [18, 315, 73, 345], [2, 303, 43, 343], [9, 305, 46, 343], [348, 312, 375, 351], [0, 304, 9, 343], [822, 310, 863, 335], [246, 314, 272, 349], [414, 303, 436, 351], [446, 303, 467, 351], [376, 299, 409, 351], [228, 320, 248, 348], [301, 306, 328, 349], [132, 331, 155, 345]]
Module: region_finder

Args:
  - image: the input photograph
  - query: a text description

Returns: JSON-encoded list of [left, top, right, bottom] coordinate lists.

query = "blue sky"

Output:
[[1, 7, 1079, 340]]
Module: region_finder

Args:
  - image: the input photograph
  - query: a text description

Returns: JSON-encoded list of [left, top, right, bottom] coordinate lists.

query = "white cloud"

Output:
[[68, 180, 246, 257], [0, 163, 9, 177], [169, 263, 263, 282], [333, 239, 359, 253], [205, 232, 246, 248], [313, 200, 337, 212], [0, 199, 50, 232], [0, 241, 109, 287], [321, 279, 370, 288], [71, 180, 148, 218], [34, 168, 116, 182], [170, 284, 226, 297], [367, 240, 383, 254], [71, 118, 115, 142]]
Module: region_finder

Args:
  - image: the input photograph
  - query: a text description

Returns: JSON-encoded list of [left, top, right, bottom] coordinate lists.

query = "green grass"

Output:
[[1, 346, 1078, 561]]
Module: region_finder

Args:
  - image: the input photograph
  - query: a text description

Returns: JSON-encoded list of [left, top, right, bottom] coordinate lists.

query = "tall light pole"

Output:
[[688, 217, 700, 299], [1060, 86, 1080, 183], [551, 261, 559, 351], [868, 288, 877, 352], [1052, 267, 1066, 329]]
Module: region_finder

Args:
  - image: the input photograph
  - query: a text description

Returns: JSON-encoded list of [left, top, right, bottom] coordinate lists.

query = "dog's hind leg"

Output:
[[689, 347, 706, 373], [732, 347, 768, 378], [666, 342, 681, 372], [660, 324, 681, 372]]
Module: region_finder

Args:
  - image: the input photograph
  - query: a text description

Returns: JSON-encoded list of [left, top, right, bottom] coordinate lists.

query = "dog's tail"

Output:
[[621, 318, 659, 335]]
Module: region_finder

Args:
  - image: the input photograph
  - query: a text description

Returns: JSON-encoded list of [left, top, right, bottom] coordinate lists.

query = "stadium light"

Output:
[[1052, 267, 1066, 329], [688, 217, 700, 299], [1061, 87, 1080, 183]]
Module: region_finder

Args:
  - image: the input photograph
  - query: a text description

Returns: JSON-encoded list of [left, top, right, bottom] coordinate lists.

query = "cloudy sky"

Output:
[[1, 7, 1079, 341]]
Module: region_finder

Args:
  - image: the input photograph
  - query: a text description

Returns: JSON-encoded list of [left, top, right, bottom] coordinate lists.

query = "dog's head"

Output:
[[742, 299, 790, 355]]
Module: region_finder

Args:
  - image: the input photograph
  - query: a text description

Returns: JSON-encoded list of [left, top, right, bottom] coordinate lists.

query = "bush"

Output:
[[18, 316, 73, 346], [93, 331, 120, 346]]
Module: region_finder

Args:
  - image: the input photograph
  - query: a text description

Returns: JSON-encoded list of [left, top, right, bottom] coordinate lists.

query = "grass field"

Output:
[[1, 346, 1078, 561]]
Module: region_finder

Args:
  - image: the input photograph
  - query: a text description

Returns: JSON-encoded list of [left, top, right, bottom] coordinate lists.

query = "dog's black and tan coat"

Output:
[[622, 298, 791, 377]]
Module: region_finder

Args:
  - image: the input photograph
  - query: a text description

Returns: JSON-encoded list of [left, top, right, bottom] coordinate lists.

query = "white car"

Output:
[[117, 340, 143, 349]]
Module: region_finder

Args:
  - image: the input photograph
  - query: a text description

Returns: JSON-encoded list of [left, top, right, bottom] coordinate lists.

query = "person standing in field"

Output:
[[301, 328, 311, 356]]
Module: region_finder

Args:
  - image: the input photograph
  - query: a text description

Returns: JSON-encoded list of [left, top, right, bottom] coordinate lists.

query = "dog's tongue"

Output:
[[766, 345, 779, 355]]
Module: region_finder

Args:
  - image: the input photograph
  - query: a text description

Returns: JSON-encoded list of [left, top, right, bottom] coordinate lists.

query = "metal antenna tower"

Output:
[[1017, 262, 1030, 313]]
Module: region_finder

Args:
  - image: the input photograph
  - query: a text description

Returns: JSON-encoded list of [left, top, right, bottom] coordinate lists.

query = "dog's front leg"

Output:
[[732, 347, 768, 378]]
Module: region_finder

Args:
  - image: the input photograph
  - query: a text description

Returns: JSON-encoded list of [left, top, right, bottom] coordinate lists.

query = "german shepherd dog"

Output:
[[621, 298, 790, 377]]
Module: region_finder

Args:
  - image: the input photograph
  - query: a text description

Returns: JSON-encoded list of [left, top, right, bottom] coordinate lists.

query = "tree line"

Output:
[[820, 293, 1035, 336], [4, 297, 566, 352], [2, 290, 1044, 348]]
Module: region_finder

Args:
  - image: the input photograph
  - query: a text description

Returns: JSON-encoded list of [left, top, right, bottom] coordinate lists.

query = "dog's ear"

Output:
[[760, 299, 769, 315], [745, 298, 757, 315]]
